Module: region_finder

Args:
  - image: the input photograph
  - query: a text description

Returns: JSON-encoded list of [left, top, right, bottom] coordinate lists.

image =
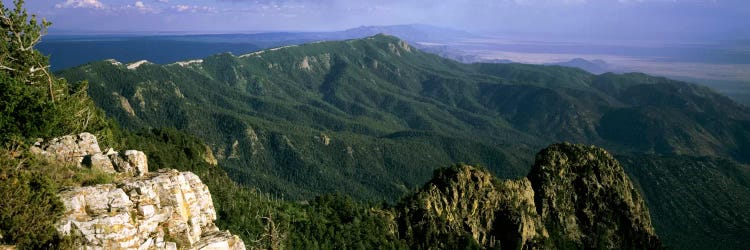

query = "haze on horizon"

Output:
[[9, 0, 750, 42]]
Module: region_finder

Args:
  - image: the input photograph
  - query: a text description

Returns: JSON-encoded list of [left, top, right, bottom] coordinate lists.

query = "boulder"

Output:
[[110, 150, 148, 177], [86, 153, 116, 174], [30, 132, 101, 166], [191, 231, 246, 250], [31, 134, 148, 177]]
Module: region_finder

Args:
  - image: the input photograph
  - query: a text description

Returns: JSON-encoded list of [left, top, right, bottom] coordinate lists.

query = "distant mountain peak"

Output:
[[369, 33, 398, 39], [342, 24, 475, 42], [549, 58, 609, 74]]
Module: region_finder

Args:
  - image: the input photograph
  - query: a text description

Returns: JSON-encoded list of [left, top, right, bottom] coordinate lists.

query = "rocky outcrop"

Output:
[[31, 133, 148, 177], [109, 150, 149, 176], [36, 133, 244, 249], [30, 133, 101, 166], [397, 143, 661, 249], [56, 169, 245, 250], [528, 143, 661, 249]]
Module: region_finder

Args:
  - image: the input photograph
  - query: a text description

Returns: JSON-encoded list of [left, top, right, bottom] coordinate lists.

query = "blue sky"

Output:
[[9, 0, 750, 41]]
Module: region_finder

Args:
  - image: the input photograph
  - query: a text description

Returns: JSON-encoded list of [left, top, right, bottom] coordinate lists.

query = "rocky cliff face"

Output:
[[397, 143, 661, 249], [31, 133, 245, 250]]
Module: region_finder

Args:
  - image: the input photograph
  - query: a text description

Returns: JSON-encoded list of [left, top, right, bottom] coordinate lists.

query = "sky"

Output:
[[7, 0, 750, 41]]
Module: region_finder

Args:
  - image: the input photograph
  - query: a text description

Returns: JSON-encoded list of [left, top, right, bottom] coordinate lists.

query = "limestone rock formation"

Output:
[[397, 143, 662, 249], [56, 169, 244, 249], [36, 133, 245, 249]]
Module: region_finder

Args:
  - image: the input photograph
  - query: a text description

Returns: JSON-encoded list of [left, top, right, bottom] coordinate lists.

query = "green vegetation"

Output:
[[0, 151, 64, 249], [118, 128, 407, 249], [288, 194, 407, 249], [0, 147, 115, 249], [620, 155, 750, 249]]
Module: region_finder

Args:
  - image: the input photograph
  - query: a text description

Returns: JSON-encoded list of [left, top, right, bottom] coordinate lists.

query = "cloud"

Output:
[[55, 0, 105, 9], [175, 5, 190, 12], [121, 1, 159, 13], [172, 4, 217, 13]]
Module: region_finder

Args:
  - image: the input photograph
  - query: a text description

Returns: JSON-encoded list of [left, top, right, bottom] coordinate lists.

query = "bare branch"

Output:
[[0, 64, 17, 71], [15, 158, 25, 170], [36, 61, 54, 102]]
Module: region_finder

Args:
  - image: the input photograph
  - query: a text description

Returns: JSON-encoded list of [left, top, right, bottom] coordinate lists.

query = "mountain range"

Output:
[[39, 24, 476, 71], [56, 34, 750, 249]]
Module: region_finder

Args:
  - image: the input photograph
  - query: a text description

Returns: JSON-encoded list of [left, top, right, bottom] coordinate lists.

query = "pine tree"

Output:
[[0, 0, 113, 145], [0, 0, 53, 100]]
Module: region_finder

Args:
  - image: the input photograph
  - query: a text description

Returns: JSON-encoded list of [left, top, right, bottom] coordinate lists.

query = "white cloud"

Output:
[[124, 1, 158, 13], [172, 4, 217, 13], [175, 5, 191, 12], [55, 0, 105, 9]]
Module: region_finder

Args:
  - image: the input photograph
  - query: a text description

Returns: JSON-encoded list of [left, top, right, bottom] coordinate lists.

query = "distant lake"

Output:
[[38, 37, 262, 71]]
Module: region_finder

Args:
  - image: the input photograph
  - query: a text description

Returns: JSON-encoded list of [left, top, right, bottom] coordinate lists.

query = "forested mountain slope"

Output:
[[58, 34, 750, 200], [619, 155, 750, 249]]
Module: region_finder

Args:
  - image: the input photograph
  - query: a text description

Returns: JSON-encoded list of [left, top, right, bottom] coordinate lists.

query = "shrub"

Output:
[[0, 152, 65, 249]]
